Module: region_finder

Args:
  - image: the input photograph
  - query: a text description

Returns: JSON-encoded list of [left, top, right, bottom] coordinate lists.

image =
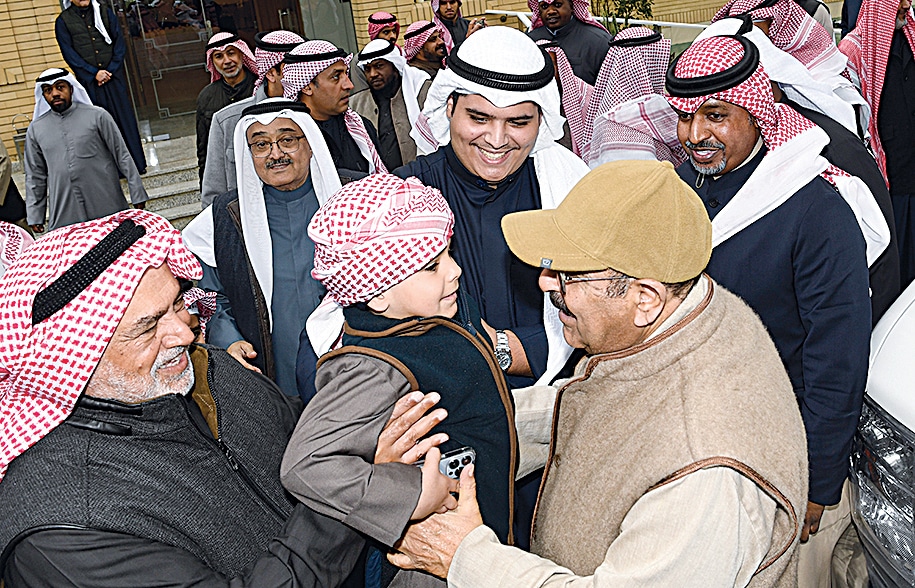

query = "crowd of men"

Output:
[[3, 0, 913, 586]]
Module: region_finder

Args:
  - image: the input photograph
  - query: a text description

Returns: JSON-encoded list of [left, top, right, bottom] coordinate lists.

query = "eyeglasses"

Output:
[[247, 135, 306, 158], [558, 271, 631, 296]]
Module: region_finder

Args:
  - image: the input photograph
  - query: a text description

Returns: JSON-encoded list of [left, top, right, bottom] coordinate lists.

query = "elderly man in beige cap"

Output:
[[389, 159, 809, 587]]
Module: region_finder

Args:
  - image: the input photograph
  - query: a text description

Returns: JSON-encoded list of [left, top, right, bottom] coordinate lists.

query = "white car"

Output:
[[850, 280, 915, 586]]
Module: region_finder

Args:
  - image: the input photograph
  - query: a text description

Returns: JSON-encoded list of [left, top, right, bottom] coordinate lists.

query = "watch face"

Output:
[[497, 350, 511, 370]]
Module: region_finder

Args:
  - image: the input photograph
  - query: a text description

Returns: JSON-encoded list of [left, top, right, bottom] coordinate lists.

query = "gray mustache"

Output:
[[265, 157, 293, 169], [549, 291, 575, 318], [684, 139, 725, 150]]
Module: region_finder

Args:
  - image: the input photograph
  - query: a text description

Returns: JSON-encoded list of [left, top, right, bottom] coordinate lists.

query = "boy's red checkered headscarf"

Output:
[[205, 32, 257, 83], [0, 210, 201, 483], [310, 173, 454, 307]]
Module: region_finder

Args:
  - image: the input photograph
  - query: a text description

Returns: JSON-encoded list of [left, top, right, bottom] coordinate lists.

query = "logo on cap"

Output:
[[540, 258, 552, 268]]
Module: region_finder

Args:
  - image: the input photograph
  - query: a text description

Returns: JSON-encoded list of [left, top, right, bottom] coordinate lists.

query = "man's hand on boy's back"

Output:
[[391, 464, 482, 578], [375, 391, 450, 465]]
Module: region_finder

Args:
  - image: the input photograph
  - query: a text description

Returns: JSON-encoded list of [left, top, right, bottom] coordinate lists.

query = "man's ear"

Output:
[[265, 65, 282, 83], [446, 96, 454, 121], [300, 82, 315, 97], [366, 294, 388, 314], [632, 279, 666, 328]]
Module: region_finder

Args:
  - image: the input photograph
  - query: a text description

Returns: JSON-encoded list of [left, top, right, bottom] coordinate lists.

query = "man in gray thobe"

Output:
[[183, 99, 342, 398], [25, 68, 146, 233]]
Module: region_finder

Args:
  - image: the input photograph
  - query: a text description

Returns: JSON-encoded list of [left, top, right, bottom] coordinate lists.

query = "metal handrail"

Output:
[[484, 10, 709, 31], [484, 9, 532, 28]]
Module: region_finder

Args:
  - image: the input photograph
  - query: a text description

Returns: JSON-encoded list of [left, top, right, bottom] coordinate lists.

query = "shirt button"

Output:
[[553, 454, 562, 466], [708, 199, 720, 208]]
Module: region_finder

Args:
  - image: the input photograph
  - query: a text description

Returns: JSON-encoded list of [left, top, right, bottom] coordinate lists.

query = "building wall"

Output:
[[652, 0, 723, 23], [350, 0, 533, 50], [1, 0, 68, 160]]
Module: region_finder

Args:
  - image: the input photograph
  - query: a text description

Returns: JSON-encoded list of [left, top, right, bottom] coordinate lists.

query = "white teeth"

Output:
[[479, 149, 507, 162]]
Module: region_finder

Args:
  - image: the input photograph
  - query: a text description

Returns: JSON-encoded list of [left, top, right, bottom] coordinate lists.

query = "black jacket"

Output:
[[0, 346, 364, 587], [786, 99, 901, 325], [197, 72, 256, 181]]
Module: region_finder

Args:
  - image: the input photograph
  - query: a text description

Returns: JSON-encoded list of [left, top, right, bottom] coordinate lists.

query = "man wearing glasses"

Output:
[[390, 160, 809, 587], [183, 99, 342, 398]]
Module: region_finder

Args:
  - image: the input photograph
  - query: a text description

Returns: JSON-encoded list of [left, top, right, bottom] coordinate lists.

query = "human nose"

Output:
[[342, 72, 354, 91], [266, 139, 286, 157], [446, 255, 462, 281], [484, 121, 508, 149], [539, 269, 560, 294], [163, 310, 196, 348], [686, 118, 709, 145]]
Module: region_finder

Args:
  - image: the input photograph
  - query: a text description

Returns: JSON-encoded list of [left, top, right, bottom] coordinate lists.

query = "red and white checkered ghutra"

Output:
[[281, 41, 388, 174], [0, 210, 201, 482], [839, 0, 915, 182], [205, 32, 257, 84], [253, 30, 305, 94]]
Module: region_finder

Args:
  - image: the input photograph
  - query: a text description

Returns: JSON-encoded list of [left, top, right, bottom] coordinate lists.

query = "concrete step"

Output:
[[138, 179, 200, 213], [157, 202, 202, 231], [139, 161, 199, 189]]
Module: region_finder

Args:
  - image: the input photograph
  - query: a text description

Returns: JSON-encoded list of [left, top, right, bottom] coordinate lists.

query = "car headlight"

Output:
[[850, 396, 915, 585]]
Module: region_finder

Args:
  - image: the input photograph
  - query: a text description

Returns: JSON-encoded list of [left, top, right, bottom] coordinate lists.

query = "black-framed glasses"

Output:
[[558, 271, 631, 295], [247, 135, 306, 158]]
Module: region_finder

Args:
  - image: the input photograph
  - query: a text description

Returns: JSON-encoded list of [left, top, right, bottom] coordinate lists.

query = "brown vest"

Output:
[[531, 281, 808, 587]]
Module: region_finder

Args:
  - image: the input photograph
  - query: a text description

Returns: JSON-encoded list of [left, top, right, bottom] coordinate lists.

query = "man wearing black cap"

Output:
[[388, 160, 808, 587]]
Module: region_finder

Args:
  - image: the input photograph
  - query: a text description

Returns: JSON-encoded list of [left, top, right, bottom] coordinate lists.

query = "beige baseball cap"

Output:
[[501, 160, 712, 282]]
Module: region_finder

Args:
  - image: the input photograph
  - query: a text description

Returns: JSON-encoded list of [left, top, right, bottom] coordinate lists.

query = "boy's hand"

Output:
[[411, 446, 459, 519], [375, 391, 449, 465]]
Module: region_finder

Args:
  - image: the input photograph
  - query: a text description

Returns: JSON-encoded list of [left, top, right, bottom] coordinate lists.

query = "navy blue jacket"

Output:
[[677, 149, 871, 505], [394, 146, 548, 388]]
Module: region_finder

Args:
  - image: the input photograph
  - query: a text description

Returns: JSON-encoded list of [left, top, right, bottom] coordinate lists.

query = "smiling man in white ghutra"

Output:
[[183, 99, 342, 400]]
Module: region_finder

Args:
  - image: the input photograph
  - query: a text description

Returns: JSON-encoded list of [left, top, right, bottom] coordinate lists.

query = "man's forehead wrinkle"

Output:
[[121, 313, 161, 338]]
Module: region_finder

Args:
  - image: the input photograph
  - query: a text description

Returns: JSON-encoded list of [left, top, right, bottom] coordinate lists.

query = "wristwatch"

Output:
[[495, 330, 513, 371]]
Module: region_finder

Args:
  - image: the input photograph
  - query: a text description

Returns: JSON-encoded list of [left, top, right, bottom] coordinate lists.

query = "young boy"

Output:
[[280, 173, 516, 586]]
